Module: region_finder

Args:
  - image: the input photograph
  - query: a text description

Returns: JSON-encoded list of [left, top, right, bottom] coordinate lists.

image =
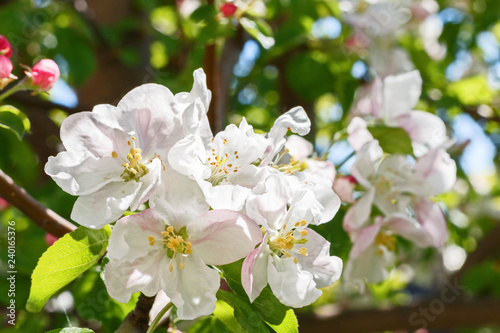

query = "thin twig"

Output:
[[0, 168, 76, 237]]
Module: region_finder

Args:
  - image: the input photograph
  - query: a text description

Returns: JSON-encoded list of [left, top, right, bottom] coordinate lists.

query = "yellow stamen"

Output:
[[112, 151, 118, 159]]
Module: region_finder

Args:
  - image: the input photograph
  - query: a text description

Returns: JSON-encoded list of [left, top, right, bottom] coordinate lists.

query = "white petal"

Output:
[[162, 254, 220, 320], [347, 117, 374, 152], [45, 153, 122, 196], [297, 229, 343, 288], [108, 209, 165, 264], [382, 70, 422, 120], [343, 245, 395, 284], [267, 255, 321, 308], [150, 166, 209, 228], [105, 254, 166, 303], [343, 188, 375, 236], [245, 174, 290, 229], [116, 84, 184, 155], [168, 134, 210, 180], [70, 181, 141, 228], [187, 210, 262, 265]]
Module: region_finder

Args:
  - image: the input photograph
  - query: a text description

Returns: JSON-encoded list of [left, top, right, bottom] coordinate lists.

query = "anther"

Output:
[[112, 151, 118, 159]]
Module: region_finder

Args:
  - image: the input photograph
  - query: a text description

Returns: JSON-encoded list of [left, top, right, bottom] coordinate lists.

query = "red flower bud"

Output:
[[31, 59, 60, 91], [44, 233, 59, 247], [0, 35, 12, 58], [220, 2, 237, 17], [0, 55, 13, 79]]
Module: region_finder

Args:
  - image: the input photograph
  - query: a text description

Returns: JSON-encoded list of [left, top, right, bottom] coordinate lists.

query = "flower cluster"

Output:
[[340, 70, 456, 284], [0, 34, 60, 96], [45, 69, 343, 319]]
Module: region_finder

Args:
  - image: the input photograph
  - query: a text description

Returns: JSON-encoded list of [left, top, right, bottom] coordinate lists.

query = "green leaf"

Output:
[[0, 105, 30, 140], [45, 328, 95, 333], [213, 299, 246, 333], [446, 75, 496, 105], [187, 315, 232, 333], [220, 260, 298, 333], [216, 290, 270, 333], [368, 125, 414, 156], [26, 226, 111, 313]]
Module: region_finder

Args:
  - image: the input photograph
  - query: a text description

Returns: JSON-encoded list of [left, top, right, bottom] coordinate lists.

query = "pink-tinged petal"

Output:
[[242, 236, 272, 302], [343, 245, 395, 284], [105, 254, 167, 303], [304, 159, 336, 185], [333, 176, 357, 204], [108, 209, 165, 263], [129, 158, 163, 211], [394, 110, 448, 157], [199, 180, 252, 211], [349, 219, 383, 258], [297, 229, 342, 288], [71, 181, 141, 228], [261, 107, 311, 166], [414, 198, 448, 248], [347, 117, 374, 152], [0, 55, 13, 79], [384, 213, 435, 247], [343, 188, 375, 235], [267, 255, 321, 308], [150, 166, 209, 228], [168, 134, 210, 180], [59, 111, 129, 159], [162, 254, 220, 320], [116, 84, 183, 155], [405, 149, 456, 196], [187, 210, 262, 265], [245, 174, 290, 229], [285, 135, 313, 161], [45, 153, 122, 196], [382, 70, 422, 120]]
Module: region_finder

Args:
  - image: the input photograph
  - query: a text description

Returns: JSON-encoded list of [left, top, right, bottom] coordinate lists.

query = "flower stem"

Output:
[[0, 79, 29, 102], [146, 301, 174, 333], [336, 151, 355, 169]]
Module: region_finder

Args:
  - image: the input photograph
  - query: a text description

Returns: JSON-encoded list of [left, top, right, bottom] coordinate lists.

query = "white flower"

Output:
[[168, 117, 268, 210], [242, 174, 342, 307], [105, 206, 262, 320], [344, 140, 456, 234], [45, 69, 211, 228]]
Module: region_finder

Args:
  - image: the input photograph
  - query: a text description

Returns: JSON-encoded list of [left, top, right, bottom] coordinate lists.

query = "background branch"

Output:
[[0, 168, 76, 237], [298, 298, 500, 333]]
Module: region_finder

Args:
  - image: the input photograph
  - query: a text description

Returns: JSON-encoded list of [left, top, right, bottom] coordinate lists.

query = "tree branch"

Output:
[[116, 293, 156, 333], [0, 168, 76, 237], [298, 298, 500, 333]]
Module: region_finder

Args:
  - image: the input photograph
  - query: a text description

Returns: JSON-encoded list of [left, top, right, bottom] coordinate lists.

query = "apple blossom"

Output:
[[30, 59, 60, 91], [45, 69, 211, 228], [0, 55, 14, 89], [104, 207, 262, 320], [242, 174, 342, 307], [350, 70, 450, 156], [168, 117, 268, 210], [344, 211, 445, 283], [220, 2, 238, 17], [344, 140, 456, 234]]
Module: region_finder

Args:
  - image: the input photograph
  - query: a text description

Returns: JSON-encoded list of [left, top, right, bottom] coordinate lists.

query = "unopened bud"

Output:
[[30, 59, 60, 91]]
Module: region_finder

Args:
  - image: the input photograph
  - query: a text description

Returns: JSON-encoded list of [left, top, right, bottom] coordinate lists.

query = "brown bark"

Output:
[[0, 168, 76, 237]]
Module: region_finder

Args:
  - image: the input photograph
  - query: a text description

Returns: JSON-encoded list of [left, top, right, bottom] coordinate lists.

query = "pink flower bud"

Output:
[[0, 35, 12, 58], [0, 55, 13, 79], [220, 2, 237, 17], [44, 233, 59, 247], [0, 197, 9, 211], [31, 59, 60, 91]]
